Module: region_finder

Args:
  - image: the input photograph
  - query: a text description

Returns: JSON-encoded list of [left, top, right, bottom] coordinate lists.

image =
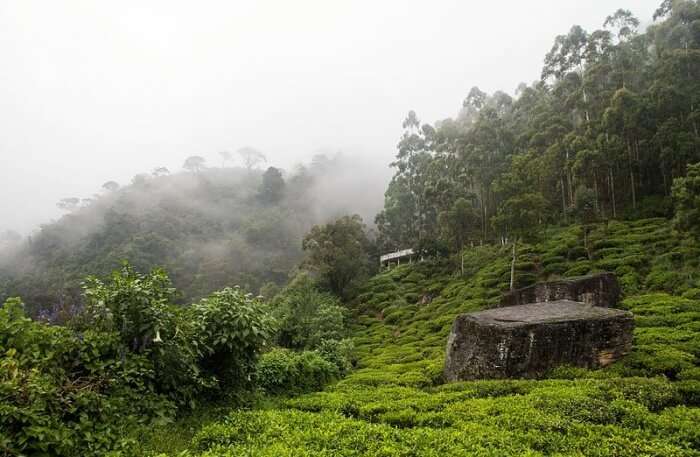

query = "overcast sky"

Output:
[[0, 0, 661, 234]]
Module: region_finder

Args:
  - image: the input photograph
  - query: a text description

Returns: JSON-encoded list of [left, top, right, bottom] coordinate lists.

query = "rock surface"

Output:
[[500, 272, 621, 308], [444, 300, 634, 381]]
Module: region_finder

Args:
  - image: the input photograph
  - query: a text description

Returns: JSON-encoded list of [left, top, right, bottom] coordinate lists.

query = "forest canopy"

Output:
[[376, 1, 700, 252], [0, 153, 384, 317]]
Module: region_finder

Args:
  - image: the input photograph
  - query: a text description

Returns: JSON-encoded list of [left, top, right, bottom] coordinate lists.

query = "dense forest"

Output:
[[376, 1, 700, 252], [0, 152, 383, 317], [2, 1, 700, 456]]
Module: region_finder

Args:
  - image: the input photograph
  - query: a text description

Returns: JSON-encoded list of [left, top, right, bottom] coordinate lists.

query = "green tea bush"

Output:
[[315, 338, 356, 375], [145, 219, 700, 456]]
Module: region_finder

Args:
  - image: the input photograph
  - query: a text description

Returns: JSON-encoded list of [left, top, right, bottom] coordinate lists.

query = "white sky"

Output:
[[0, 0, 661, 234]]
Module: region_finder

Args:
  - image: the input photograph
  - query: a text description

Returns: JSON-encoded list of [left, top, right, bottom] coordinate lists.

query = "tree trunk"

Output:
[[561, 175, 568, 221], [480, 184, 487, 240], [510, 240, 517, 292], [609, 167, 617, 219], [593, 170, 600, 214], [627, 140, 637, 210], [582, 86, 591, 124], [584, 226, 592, 260]]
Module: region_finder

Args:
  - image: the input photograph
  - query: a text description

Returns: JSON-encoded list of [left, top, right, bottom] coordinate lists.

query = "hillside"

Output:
[[146, 217, 700, 456], [2, 2, 700, 455], [0, 155, 384, 317]]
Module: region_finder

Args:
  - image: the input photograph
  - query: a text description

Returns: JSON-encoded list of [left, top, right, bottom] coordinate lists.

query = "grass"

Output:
[[143, 218, 700, 456]]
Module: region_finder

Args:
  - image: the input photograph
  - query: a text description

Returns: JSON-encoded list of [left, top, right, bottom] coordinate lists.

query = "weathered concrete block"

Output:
[[500, 272, 621, 308], [444, 300, 634, 381]]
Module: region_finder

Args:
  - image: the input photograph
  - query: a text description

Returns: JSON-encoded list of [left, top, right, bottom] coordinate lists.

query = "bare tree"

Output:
[[237, 147, 266, 171], [219, 150, 233, 167]]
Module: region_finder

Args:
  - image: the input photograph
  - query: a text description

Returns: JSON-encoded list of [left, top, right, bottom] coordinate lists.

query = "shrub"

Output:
[[256, 348, 339, 394], [1, 263, 277, 454], [274, 275, 348, 350], [315, 338, 356, 375], [0, 297, 172, 456], [190, 286, 276, 394]]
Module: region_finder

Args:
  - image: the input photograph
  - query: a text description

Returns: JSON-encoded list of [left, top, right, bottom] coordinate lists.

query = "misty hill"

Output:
[[0, 154, 387, 316]]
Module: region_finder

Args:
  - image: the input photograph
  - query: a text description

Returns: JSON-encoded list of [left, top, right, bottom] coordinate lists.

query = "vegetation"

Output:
[[0, 265, 275, 456], [2, 2, 700, 456], [375, 1, 700, 252], [157, 218, 700, 456], [0, 154, 376, 317], [302, 215, 376, 300]]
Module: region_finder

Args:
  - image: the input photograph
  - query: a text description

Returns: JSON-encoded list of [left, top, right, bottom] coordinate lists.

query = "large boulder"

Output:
[[500, 272, 621, 308], [444, 300, 633, 381]]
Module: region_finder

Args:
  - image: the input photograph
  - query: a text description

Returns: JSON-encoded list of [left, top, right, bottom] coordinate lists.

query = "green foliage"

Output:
[[494, 194, 545, 242], [183, 379, 699, 456], [0, 155, 360, 315], [82, 263, 175, 354], [376, 0, 700, 251], [255, 348, 339, 394], [273, 275, 348, 350], [8, 2, 700, 454], [144, 218, 700, 456], [190, 286, 276, 394], [258, 166, 285, 204], [0, 297, 173, 456], [0, 263, 276, 455], [302, 215, 375, 300], [673, 162, 700, 238]]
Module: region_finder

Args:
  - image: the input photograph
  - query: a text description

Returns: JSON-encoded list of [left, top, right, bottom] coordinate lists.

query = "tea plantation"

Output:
[[145, 218, 700, 456]]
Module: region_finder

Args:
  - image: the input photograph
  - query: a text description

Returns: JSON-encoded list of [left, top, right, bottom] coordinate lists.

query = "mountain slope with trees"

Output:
[[376, 1, 700, 255], [0, 153, 382, 317], [2, 1, 700, 456]]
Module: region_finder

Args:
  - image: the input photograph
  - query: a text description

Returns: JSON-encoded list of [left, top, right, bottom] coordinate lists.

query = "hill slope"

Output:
[[147, 218, 700, 456], [0, 156, 386, 316]]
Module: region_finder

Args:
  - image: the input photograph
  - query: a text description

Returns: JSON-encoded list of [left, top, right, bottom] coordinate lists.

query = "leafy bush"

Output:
[[0, 297, 172, 456], [0, 263, 276, 455], [256, 348, 339, 394], [273, 275, 348, 350], [189, 286, 276, 394]]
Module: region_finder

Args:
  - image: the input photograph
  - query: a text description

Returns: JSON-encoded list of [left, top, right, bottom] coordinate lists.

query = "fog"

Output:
[[0, 0, 661, 234]]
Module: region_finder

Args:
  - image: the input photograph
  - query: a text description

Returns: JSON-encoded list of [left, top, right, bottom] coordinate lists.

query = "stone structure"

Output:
[[500, 272, 621, 308], [444, 300, 633, 381]]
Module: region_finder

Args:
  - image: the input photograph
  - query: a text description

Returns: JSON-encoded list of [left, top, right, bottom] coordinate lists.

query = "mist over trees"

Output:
[[376, 1, 700, 253], [0, 152, 389, 316]]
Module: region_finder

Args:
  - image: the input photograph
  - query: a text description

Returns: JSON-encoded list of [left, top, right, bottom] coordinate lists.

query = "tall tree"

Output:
[[237, 147, 267, 171], [259, 167, 285, 204], [302, 215, 373, 300], [183, 156, 206, 173]]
